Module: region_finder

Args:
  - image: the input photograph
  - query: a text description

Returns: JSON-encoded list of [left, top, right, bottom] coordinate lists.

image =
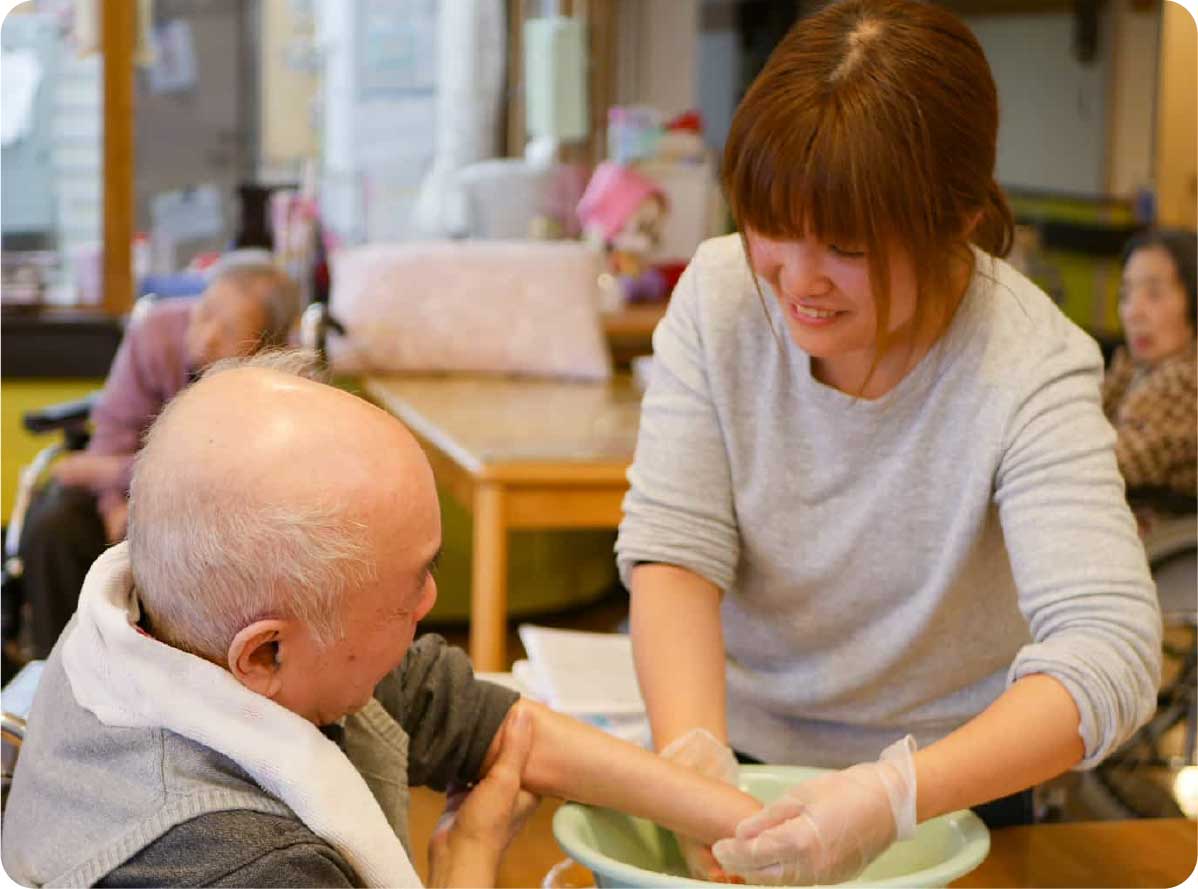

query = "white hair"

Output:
[[209, 259, 302, 348], [127, 350, 375, 661]]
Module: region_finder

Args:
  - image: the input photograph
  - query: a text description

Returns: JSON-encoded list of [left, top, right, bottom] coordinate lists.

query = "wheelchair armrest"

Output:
[[22, 393, 100, 435]]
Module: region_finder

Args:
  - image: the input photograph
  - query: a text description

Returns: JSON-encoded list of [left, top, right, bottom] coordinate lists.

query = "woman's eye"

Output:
[[830, 244, 866, 258]]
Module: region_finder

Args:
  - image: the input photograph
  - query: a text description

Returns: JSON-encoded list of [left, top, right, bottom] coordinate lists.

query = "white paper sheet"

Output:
[[517, 624, 647, 716]]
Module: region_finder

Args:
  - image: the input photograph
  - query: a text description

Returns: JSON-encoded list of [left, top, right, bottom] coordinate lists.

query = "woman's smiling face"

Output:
[[744, 229, 921, 387]]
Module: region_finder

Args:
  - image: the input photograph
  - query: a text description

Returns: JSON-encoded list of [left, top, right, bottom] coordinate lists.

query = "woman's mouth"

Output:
[[789, 301, 845, 328]]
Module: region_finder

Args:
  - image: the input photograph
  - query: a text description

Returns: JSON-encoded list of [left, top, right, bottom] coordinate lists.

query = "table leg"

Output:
[[470, 482, 508, 671]]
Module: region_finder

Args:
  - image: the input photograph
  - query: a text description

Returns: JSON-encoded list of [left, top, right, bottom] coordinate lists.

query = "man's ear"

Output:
[[227, 619, 289, 698]]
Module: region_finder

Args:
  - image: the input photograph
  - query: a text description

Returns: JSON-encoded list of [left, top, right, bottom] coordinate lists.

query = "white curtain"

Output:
[[412, 0, 506, 237]]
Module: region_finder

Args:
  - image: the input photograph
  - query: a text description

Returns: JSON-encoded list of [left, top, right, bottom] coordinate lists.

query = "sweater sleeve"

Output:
[[374, 634, 518, 791], [995, 335, 1162, 769], [615, 253, 741, 592], [87, 312, 175, 462]]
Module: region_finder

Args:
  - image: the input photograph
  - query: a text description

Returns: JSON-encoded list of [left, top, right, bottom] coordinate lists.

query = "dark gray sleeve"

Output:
[[374, 633, 519, 792], [97, 810, 361, 887]]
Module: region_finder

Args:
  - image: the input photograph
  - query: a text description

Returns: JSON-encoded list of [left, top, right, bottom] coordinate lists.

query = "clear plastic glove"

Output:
[[712, 736, 917, 886], [660, 727, 741, 881]]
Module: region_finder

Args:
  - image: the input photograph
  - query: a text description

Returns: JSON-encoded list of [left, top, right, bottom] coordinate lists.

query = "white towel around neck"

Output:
[[61, 543, 422, 888]]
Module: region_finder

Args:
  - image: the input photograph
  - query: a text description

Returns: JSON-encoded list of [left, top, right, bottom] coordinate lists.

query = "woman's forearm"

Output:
[[914, 673, 1085, 821], [630, 563, 729, 749], [515, 699, 761, 844]]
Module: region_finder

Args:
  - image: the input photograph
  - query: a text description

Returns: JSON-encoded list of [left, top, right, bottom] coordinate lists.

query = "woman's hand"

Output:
[[660, 727, 740, 881], [713, 736, 917, 885], [428, 707, 540, 887]]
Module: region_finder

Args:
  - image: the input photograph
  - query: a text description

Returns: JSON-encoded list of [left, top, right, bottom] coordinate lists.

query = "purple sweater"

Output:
[[88, 299, 194, 514]]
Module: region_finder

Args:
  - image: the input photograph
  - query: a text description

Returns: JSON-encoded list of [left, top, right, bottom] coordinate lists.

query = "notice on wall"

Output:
[[148, 19, 198, 95], [151, 184, 224, 244]]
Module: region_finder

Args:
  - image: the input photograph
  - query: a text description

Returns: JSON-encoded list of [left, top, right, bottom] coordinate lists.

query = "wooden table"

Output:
[[601, 304, 667, 365], [364, 374, 642, 671], [408, 788, 1197, 888]]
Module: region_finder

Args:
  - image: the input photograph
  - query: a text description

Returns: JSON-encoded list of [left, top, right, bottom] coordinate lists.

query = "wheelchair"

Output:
[[1, 395, 101, 680], [1081, 489, 1198, 819]]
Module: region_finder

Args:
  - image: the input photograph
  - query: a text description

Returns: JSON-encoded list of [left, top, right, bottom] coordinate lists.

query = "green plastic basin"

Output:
[[553, 765, 990, 887]]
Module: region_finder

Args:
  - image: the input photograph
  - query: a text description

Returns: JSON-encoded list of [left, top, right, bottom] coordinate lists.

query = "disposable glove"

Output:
[[712, 735, 917, 886], [660, 727, 741, 881]]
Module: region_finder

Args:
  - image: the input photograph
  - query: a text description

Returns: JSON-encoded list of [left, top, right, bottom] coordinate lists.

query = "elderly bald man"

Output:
[[2, 352, 760, 888]]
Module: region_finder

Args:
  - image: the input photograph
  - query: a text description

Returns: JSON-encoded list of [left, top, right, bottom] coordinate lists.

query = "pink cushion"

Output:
[[328, 240, 611, 380]]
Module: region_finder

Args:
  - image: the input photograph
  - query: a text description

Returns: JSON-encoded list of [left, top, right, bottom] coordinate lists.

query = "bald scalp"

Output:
[[127, 354, 435, 661]]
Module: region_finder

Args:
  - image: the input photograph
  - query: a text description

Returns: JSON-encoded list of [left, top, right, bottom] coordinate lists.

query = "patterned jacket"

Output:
[[1102, 340, 1197, 501]]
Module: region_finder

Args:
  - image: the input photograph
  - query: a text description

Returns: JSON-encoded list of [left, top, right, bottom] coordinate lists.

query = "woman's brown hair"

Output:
[[723, 0, 1014, 368]]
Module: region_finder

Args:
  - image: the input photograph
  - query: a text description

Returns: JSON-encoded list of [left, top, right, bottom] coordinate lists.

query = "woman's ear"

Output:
[[227, 619, 288, 698]]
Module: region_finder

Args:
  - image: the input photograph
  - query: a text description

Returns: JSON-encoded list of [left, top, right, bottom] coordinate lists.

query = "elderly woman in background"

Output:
[[12, 258, 300, 661], [1103, 229, 1197, 527]]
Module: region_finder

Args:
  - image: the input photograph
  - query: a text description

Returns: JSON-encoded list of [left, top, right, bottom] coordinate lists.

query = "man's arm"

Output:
[[379, 635, 759, 847], [376, 634, 519, 791], [483, 698, 761, 847]]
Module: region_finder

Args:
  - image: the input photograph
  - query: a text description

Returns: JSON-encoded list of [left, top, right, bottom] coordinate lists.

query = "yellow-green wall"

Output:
[[2, 380, 103, 519]]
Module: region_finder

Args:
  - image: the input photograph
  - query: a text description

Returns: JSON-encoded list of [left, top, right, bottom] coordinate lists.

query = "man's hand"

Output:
[[428, 707, 540, 887], [55, 453, 128, 493], [660, 728, 740, 881], [713, 736, 917, 886]]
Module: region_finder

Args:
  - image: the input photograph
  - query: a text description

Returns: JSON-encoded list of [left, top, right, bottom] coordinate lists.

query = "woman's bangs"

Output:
[[727, 108, 882, 250]]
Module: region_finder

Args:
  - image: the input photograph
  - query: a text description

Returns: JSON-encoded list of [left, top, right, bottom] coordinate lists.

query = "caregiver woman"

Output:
[[616, 0, 1162, 884]]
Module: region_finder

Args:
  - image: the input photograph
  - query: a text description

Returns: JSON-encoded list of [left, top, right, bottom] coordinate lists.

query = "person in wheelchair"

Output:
[[1089, 228, 1197, 815], [12, 258, 300, 661], [1102, 228, 1197, 529]]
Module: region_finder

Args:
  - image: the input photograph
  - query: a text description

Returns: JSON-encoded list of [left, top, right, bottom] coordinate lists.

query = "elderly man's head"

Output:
[[184, 262, 300, 370], [128, 351, 441, 724]]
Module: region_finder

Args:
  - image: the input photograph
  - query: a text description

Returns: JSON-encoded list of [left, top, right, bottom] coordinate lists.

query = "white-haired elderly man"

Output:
[[14, 257, 302, 664], [1, 352, 761, 888]]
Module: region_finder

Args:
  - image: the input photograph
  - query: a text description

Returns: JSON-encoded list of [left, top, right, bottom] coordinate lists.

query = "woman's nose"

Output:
[[1121, 291, 1145, 322], [778, 247, 829, 299]]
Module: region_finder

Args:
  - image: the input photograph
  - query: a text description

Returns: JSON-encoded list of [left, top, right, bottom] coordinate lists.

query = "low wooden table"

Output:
[[364, 374, 642, 671], [601, 304, 667, 365], [408, 787, 1197, 888]]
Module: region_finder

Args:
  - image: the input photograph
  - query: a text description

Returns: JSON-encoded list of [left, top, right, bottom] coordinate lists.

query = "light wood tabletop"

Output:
[[364, 374, 643, 671], [407, 787, 1197, 888]]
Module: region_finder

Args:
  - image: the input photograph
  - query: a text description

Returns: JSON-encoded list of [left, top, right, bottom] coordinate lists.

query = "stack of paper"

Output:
[[514, 625, 651, 746]]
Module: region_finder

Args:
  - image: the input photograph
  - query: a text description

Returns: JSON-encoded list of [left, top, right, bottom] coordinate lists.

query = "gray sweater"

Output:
[[616, 235, 1161, 769]]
